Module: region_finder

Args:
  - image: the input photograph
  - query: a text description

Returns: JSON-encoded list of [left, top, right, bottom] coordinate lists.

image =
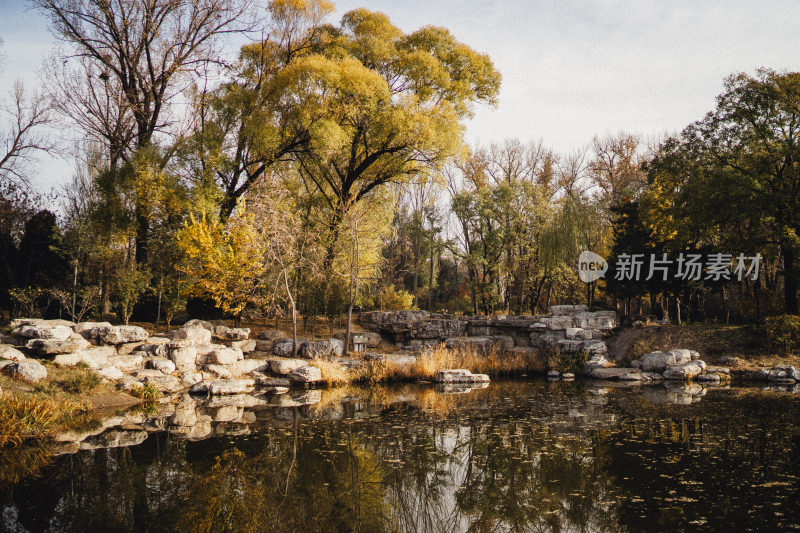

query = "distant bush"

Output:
[[765, 314, 800, 353], [375, 285, 415, 310]]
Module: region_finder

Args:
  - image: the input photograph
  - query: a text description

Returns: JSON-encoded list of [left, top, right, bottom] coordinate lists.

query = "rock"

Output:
[[591, 367, 638, 380], [433, 369, 491, 383], [6, 360, 47, 382], [131, 370, 183, 393], [170, 326, 212, 347], [0, 344, 26, 361], [618, 371, 644, 381], [96, 365, 124, 381], [170, 346, 198, 372], [547, 370, 560, 378], [224, 339, 256, 353], [74, 321, 112, 336], [90, 325, 149, 345], [145, 356, 176, 374], [584, 355, 612, 374], [300, 338, 344, 358], [108, 354, 144, 372], [271, 389, 321, 406], [80, 429, 148, 450], [273, 338, 307, 357], [582, 341, 608, 355], [209, 347, 242, 365], [697, 373, 722, 382], [184, 318, 216, 331], [444, 336, 513, 353], [233, 359, 269, 375], [255, 340, 273, 352], [257, 330, 285, 340], [17, 325, 73, 341], [662, 362, 704, 380], [640, 350, 692, 373], [288, 366, 323, 383], [190, 379, 255, 395], [204, 364, 233, 378], [26, 337, 91, 355], [562, 372, 575, 379], [181, 371, 203, 387], [253, 374, 290, 387], [54, 352, 101, 368], [11, 318, 75, 329], [214, 326, 250, 341], [116, 341, 145, 355], [270, 358, 309, 375]]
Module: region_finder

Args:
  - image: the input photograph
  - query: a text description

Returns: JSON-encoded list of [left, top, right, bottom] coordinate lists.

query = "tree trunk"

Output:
[[782, 242, 799, 314]]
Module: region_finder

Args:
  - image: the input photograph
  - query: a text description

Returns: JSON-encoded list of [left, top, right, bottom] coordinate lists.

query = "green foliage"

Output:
[[765, 314, 800, 353], [112, 263, 151, 324], [376, 284, 415, 310]]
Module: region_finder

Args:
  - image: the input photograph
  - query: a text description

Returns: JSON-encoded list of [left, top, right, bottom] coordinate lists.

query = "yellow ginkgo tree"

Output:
[[176, 201, 267, 323]]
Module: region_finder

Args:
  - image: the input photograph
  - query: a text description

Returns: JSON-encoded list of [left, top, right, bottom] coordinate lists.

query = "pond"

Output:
[[2, 379, 800, 532]]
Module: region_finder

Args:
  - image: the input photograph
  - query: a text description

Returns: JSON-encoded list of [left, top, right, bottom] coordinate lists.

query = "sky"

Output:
[[1, 0, 799, 191]]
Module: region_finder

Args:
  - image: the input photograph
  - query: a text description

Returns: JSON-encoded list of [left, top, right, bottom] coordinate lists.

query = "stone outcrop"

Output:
[[433, 369, 490, 383], [359, 306, 618, 356]]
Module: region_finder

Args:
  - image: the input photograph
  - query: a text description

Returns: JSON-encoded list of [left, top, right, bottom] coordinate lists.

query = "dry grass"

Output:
[[311, 358, 351, 385], [0, 393, 91, 447], [356, 343, 546, 383]]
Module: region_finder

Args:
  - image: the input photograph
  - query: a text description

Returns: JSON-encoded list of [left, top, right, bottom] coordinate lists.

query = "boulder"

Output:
[[74, 321, 112, 336], [170, 326, 212, 347], [214, 326, 250, 341], [11, 318, 75, 329], [433, 369, 491, 383], [224, 339, 256, 353], [255, 340, 273, 352], [640, 350, 692, 373], [288, 365, 322, 383], [6, 360, 47, 382], [183, 319, 216, 332], [96, 365, 124, 381], [583, 354, 612, 374], [88, 325, 149, 345], [270, 359, 308, 375], [300, 338, 344, 358], [17, 325, 73, 341], [258, 330, 285, 340], [131, 370, 183, 393], [190, 379, 255, 395], [54, 352, 101, 369], [591, 367, 638, 380], [663, 362, 704, 380], [273, 338, 307, 357], [209, 347, 242, 365], [204, 364, 233, 379], [0, 344, 26, 361], [108, 353, 144, 372], [170, 346, 198, 372], [145, 356, 176, 374], [26, 337, 91, 355], [233, 359, 270, 375]]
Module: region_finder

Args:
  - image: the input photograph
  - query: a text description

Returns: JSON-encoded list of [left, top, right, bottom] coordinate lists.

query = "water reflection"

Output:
[[2, 380, 800, 532]]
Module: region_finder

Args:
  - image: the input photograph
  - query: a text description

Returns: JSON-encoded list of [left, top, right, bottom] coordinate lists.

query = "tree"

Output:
[[176, 202, 267, 323], [36, 0, 250, 263], [113, 262, 150, 324], [649, 69, 800, 314], [0, 82, 53, 187]]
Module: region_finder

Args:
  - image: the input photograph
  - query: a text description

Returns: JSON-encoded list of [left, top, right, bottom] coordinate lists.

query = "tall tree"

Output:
[[649, 69, 800, 314], [36, 0, 250, 263]]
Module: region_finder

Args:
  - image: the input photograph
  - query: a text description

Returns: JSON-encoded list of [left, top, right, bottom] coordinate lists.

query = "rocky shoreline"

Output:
[[2, 306, 800, 402]]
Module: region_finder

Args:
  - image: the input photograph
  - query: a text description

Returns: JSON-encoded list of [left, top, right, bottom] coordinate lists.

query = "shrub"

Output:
[[765, 314, 800, 353], [129, 382, 160, 401], [58, 371, 101, 394], [376, 284, 415, 310]]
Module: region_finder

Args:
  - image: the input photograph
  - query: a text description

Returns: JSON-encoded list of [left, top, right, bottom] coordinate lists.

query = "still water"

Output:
[[2, 380, 799, 532]]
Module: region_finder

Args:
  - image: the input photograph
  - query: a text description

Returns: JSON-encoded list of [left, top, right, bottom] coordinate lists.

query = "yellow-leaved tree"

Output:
[[176, 202, 266, 323]]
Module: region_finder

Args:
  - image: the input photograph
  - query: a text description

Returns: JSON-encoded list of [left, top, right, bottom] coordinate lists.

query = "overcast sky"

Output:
[[1, 0, 799, 191]]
